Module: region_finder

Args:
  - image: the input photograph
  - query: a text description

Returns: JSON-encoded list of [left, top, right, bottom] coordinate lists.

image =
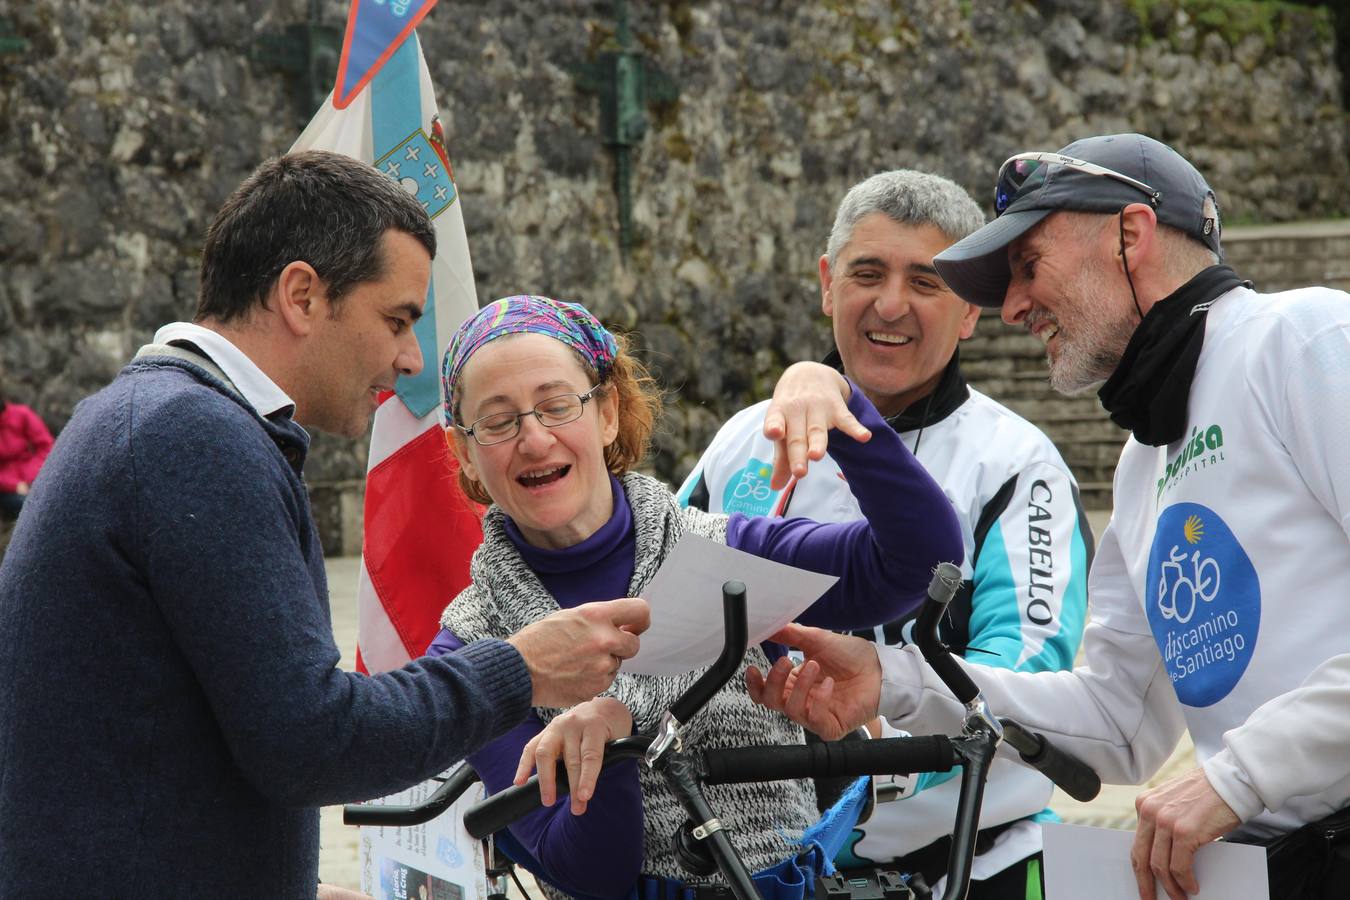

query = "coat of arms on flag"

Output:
[[375, 128, 457, 218]]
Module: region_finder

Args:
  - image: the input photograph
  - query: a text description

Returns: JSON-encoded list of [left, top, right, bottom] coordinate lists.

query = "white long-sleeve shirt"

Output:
[[879, 283, 1350, 840]]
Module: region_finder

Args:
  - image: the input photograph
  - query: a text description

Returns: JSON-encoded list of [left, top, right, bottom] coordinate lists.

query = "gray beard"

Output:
[[1045, 302, 1135, 395], [1047, 345, 1119, 395]]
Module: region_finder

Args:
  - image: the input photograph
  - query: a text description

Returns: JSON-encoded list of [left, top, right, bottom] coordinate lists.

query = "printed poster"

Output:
[[358, 770, 488, 900]]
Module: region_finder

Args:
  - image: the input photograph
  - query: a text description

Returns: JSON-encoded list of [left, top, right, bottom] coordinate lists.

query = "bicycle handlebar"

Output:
[[342, 763, 479, 827], [668, 581, 749, 726], [447, 565, 1100, 900], [999, 719, 1101, 802], [462, 734, 967, 840], [462, 735, 653, 840], [915, 562, 981, 705], [915, 564, 1102, 804], [701, 735, 956, 786]]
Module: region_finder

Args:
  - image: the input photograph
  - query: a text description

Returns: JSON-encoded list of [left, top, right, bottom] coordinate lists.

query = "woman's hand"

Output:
[[514, 697, 633, 815], [763, 362, 870, 489]]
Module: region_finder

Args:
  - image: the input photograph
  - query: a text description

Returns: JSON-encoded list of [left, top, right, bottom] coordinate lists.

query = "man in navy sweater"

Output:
[[0, 151, 649, 897]]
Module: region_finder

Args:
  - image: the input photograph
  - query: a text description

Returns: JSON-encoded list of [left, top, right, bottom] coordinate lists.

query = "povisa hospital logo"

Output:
[[1146, 503, 1260, 707], [1156, 423, 1226, 500]]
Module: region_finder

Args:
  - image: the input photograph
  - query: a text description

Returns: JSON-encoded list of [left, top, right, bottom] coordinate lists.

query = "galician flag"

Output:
[[293, 0, 483, 674]]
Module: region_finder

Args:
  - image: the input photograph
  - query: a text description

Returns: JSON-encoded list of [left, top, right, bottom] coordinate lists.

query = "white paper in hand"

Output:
[[623, 533, 839, 675], [1042, 822, 1268, 900]]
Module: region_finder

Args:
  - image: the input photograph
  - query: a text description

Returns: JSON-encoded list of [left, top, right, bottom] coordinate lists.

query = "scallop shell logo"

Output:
[[1183, 515, 1205, 545]]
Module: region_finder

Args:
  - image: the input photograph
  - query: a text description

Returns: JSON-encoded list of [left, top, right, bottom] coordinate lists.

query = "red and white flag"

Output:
[[293, 0, 482, 674]]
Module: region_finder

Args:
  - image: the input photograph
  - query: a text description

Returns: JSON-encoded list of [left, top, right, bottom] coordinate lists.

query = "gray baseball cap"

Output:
[[933, 133, 1223, 308]]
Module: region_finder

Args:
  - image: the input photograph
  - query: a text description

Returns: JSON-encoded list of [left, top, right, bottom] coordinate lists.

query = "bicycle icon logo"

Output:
[[1145, 503, 1259, 706], [1156, 544, 1221, 624], [731, 470, 772, 503]]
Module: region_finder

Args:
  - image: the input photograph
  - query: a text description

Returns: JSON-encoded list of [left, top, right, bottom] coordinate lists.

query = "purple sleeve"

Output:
[[427, 628, 644, 898], [727, 382, 963, 629]]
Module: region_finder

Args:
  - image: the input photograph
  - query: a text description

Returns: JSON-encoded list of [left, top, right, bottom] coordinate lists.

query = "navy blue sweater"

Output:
[[0, 356, 532, 897]]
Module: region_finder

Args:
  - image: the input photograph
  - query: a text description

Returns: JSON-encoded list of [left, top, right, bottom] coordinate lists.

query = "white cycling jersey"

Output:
[[679, 364, 1093, 871], [878, 284, 1350, 840]]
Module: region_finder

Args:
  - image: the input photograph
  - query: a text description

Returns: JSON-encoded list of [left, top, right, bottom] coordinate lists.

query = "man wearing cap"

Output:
[[749, 134, 1350, 899], [681, 169, 1093, 899]]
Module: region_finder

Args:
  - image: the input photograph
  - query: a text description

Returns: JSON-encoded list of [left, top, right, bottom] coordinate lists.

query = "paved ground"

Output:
[[317, 510, 1198, 891], [317, 557, 365, 892]]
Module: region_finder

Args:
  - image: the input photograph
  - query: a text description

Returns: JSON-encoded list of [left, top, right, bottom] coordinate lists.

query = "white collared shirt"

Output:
[[152, 322, 295, 420]]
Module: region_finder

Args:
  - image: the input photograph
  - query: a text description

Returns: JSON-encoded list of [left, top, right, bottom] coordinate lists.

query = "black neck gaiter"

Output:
[[1097, 265, 1247, 447]]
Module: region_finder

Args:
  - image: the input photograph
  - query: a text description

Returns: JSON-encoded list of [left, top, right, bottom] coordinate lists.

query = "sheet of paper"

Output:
[[624, 533, 839, 675], [1043, 822, 1268, 900]]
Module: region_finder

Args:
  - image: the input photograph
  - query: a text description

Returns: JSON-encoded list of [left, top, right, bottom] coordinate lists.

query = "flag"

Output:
[[293, 0, 483, 674]]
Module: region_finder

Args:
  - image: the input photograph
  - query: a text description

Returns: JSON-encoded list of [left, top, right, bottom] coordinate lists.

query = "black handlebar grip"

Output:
[[1016, 730, 1101, 803], [668, 581, 749, 725], [702, 736, 956, 785], [462, 765, 570, 839], [461, 736, 653, 839]]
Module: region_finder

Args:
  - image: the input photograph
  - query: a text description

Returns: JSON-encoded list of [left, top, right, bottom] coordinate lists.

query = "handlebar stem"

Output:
[[645, 711, 683, 769], [660, 752, 760, 900], [942, 731, 999, 900]]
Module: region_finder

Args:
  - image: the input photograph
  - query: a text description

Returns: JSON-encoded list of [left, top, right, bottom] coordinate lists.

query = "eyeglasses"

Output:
[[455, 384, 604, 446], [994, 152, 1163, 216]]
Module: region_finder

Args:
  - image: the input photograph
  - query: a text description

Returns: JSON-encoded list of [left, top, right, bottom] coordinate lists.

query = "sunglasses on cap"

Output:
[[993, 152, 1164, 216]]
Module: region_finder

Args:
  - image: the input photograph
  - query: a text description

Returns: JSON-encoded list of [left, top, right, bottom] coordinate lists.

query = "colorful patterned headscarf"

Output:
[[442, 295, 618, 424]]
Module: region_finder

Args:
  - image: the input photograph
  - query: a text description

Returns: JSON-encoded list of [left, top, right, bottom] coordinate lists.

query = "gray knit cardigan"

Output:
[[441, 471, 818, 883]]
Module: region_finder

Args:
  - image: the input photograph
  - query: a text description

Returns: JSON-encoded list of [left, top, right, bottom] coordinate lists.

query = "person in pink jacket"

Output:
[[0, 389, 53, 520]]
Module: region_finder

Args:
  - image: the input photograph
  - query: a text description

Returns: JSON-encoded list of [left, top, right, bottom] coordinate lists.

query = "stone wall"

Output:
[[2, 0, 1347, 549]]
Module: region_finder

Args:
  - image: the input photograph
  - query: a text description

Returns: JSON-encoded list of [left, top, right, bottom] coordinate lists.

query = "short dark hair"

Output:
[[195, 150, 437, 322]]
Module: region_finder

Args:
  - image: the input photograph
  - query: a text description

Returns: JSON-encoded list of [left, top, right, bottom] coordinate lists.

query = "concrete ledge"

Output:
[[1222, 219, 1350, 293], [1222, 218, 1350, 241]]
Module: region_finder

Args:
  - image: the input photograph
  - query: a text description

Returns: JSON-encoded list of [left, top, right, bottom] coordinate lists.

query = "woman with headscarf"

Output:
[[428, 295, 962, 899]]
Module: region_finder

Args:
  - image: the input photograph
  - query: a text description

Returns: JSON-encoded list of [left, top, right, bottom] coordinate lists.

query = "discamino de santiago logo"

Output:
[[1145, 503, 1260, 707]]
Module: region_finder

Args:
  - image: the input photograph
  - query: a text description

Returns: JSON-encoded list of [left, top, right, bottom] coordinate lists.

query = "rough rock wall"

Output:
[[2, 0, 1347, 493]]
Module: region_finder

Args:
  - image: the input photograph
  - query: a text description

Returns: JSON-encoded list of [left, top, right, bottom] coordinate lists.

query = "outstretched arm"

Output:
[[750, 524, 1186, 782], [730, 370, 963, 629]]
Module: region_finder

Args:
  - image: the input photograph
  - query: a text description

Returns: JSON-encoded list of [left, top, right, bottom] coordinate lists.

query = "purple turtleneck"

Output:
[[427, 383, 962, 898]]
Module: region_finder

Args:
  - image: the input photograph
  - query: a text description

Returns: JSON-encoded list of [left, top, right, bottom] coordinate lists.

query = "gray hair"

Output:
[[1059, 212, 1220, 280], [825, 170, 985, 270]]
